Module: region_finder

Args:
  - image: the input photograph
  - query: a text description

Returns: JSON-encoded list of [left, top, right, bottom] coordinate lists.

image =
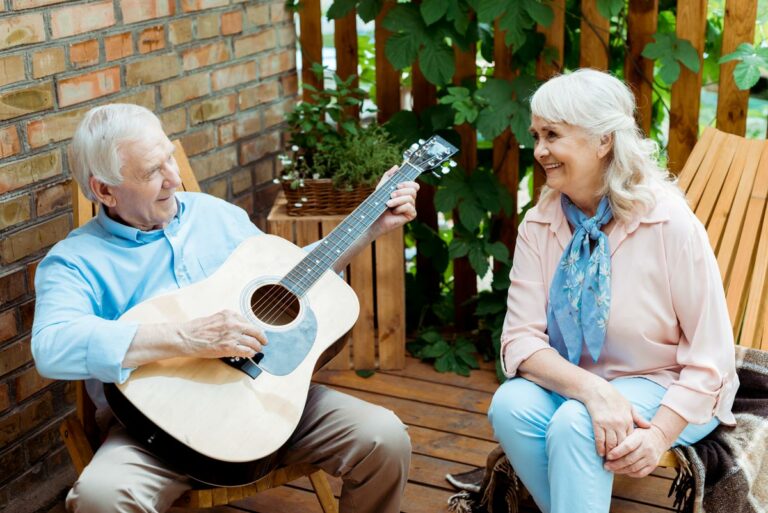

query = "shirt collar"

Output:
[[527, 191, 671, 255], [95, 195, 186, 244]]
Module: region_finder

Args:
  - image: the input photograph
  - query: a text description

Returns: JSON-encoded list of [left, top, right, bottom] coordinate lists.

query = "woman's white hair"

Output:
[[531, 68, 682, 222], [70, 103, 162, 202]]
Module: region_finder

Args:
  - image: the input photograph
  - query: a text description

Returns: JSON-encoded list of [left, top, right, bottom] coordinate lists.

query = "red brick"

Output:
[[189, 94, 236, 125], [0, 310, 19, 345], [233, 191, 254, 215], [0, 150, 61, 194], [205, 177, 228, 199], [281, 73, 299, 96], [196, 13, 219, 39], [239, 131, 281, 164], [212, 62, 257, 91], [160, 73, 210, 107], [182, 41, 230, 70], [277, 25, 295, 47], [51, 1, 115, 39], [114, 88, 156, 111], [126, 54, 180, 86], [32, 47, 65, 78], [12, 0, 67, 7], [254, 158, 275, 184], [222, 10, 243, 35], [0, 54, 25, 87], [233, 110, 261, 138], [258, 49, 295, 78], [264, 99, 292, 128], [104, 32, 132, 61], [0, 82, 54, 122], [181, 0, 228, 12], [233, 29, 276, 58], [26, 106, 89, 149], [179, 127, 215, 156], [0, 269, 26, 306], [26, 260, 39, 294], [218, 120, 236, 145], [159, 108, 186, 135], [190, 147, 238, 180], [0, 446, 24, 481], [69, 39, 99, 68], [239, 81, 279, 109], [169, 18, 193, 45], [121, 0, 175, 24], [18, 391, 54, 436], [57, 67, 120, 107], [270, 2, 290, 22], [0, 126, 21, 159], [139, 25, 165, 54], [0, 13, 45, 50], [0, 384, 9, 412], [35, 182, 71, 216], [245, 5, 269, 28], [232, 168, 253, 194], [0, 194, 31, 230], [15, 368, 53, 402], [0, 214, 70, 264], [19, 300, 34, 332]]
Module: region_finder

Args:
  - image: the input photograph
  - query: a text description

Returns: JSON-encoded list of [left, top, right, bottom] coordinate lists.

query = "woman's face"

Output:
[[529, 116, 611, 207]]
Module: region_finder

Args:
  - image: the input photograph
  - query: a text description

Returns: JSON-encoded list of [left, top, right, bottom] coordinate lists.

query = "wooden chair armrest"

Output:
[[657, 450, 678, 468], [59, 416, 95, 475]]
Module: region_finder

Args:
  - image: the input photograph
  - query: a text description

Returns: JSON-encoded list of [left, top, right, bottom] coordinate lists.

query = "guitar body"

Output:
[[105, 234, 359, 486]]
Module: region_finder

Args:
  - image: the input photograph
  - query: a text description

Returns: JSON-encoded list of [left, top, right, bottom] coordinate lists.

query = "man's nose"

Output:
[[163, 163, 182, 188]]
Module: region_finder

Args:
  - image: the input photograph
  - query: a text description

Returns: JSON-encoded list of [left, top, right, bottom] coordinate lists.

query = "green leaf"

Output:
[[458, 200, 485, 231], [355, 369, 376, 378], [420, 0, 448, 25], [327, 0, 357, 20], [469, 171, 501, 213], [733, 60, 762, 90], [358, 0, 383, 22], [382, 4, 425, 34], [421, 339, 451, 358], [448, 238, 471, 259], [476, 0, 508, 23], [642, 33, 700, 85], [523, 0, 553, 27], [484, 241, 510, 263], [475, 296, 506, 315], [719, 43, 768, 90], [468, 244, 490, 277], [435, 185, 461, 212], [383, 110, 421, 146], [385, 33, 420, 70], [418, 42, 456, 86], [596, 0, 623, 19]]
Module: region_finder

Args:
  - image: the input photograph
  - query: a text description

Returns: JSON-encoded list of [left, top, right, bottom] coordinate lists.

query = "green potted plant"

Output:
[[279, 64, 403, 216]]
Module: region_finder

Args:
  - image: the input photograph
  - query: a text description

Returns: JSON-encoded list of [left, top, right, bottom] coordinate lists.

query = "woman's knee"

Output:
[[489, 378, 552, 430], [546, 399, 594, 443]]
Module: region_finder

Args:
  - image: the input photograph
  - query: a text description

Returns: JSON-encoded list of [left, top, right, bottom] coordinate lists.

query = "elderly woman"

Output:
[[487, 69, 738, 513]]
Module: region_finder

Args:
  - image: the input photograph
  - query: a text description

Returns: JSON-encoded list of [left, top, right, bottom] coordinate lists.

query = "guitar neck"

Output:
[[280, 163, 422, 297]]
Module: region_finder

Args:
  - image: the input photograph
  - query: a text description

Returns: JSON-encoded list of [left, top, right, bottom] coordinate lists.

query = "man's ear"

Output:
[[89, 176, 117, 208], [597, 133, 613, 159]]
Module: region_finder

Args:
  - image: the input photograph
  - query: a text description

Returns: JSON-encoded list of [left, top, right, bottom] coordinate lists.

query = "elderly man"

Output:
[[32, 103, 418, 513]]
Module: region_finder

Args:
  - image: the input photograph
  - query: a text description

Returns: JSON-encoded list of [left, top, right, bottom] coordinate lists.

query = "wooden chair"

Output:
[[59, 140, 338, 511], [653, 126, 768, 469]]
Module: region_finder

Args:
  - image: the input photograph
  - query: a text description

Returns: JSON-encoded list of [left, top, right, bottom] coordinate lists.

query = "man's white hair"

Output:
[[531, 68, 681, 222], [70, 103, 162, 202]]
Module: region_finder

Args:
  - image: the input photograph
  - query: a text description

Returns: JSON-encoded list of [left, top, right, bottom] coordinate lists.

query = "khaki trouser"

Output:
[[66, 385, 411, 513]]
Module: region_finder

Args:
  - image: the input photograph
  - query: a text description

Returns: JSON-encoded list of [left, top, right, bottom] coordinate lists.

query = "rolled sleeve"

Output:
[[500, 220, 557, 377], [661, 214, 737, 425]]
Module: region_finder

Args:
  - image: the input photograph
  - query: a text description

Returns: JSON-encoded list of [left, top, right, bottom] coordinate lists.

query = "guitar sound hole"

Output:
[[250, 284, 300, 327]]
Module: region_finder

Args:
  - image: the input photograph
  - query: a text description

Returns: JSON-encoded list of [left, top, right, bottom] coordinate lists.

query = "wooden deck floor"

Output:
[[171, 357, 681, 513]]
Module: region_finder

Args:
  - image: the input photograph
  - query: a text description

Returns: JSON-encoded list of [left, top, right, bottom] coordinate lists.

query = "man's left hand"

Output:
[[372, 166, 419, 236], [604, 424, 670, 478]]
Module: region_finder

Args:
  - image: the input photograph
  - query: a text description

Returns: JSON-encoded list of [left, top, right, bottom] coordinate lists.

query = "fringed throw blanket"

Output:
[[447, 346, 768, 513], [669, 345, 768, 513]]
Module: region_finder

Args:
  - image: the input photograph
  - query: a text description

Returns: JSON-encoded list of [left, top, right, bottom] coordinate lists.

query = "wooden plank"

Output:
[[716, 0, 758, 135], [376, 227, 406, 369], [613, 474, 677, 510], [691, 133, 739, 226], [375, 0, 400, 122], [299, 0, 323, 102], [677, 127, 717, 193], [351, 243, 376, 369], [610, 499, 674, 513], [173, 140, 201, 193], [579, 0, 610, 70], [667, 0, 707, 173], [378, 357, 500, 393], [314, 370, 491, 414], [322, 219, 350, 370], [682, 129, 727, 207], [295, 219, 320, 247], [740, 199, 768, 347], [334, 8, 359, 119], [409, 425, 498, 467], [625, 0, 658, 135]]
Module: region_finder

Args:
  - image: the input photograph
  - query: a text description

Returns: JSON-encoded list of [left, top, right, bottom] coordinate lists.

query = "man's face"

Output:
[[103, 122, 182, 231]]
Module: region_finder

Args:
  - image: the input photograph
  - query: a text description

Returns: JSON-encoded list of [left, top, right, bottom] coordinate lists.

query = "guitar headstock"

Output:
[[402, 136, 459, 178]]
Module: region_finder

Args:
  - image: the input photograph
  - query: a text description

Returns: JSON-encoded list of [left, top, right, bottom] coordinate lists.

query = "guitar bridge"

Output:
[[221, 353, 264, 379]]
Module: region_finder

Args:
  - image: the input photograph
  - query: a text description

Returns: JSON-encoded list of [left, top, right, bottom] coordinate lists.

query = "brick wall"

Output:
[[0, 1, 297, 511]]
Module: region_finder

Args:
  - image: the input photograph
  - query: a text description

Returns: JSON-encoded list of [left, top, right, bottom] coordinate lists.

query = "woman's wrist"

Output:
[[649, 422, 672, 448]]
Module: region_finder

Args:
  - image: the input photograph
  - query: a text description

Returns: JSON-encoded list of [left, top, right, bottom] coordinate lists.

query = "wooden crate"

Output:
[[267, 193, 406, 370]]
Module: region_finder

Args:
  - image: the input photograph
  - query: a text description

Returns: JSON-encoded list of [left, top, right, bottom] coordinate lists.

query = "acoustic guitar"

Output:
[[104, 135, 458, 486]]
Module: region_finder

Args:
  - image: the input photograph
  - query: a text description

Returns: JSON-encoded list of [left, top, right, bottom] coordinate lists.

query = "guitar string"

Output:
[[252, 160, 427, 325], [248, 157, 436, 326]]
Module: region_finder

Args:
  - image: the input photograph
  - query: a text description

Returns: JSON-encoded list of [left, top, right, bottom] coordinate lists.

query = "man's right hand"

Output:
[[178, 310, 268, 359]]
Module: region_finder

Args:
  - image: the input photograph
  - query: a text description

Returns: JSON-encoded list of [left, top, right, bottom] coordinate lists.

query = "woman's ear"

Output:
[[597, 133, 613, 159], [89, 176, 117, 208]]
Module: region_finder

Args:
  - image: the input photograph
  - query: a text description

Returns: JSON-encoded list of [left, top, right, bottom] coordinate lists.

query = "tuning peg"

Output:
[[449, 160, 457, 168], [418, 138, 425, 145], [410, 143, 419, 151]]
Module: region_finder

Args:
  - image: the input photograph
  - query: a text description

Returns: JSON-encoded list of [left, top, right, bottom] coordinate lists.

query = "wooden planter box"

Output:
[[267, 192, 406, 370]]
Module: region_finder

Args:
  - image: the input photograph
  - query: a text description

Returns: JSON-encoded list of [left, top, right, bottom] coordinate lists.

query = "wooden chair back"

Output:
[[59, 140, 338, 511]]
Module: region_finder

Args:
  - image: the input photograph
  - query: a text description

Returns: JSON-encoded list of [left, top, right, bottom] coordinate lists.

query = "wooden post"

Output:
[[298, 0, 323, 102], [376, 228, 406, 369], [375, 0, 401, 123], [579, 0, 610, 70], [335, 8, 360, 119], [453, 42, 478, 330], [667, 0, 707, 173], [716, 0, 758, 136], [625, 0, 658, 136], [493, 20, 519, 251]]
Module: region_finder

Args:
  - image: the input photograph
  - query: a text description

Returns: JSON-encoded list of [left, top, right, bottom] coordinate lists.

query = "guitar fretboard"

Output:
[[280, 163, 423, 297]]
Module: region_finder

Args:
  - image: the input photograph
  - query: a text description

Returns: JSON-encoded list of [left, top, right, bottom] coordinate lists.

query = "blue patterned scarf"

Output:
[[546, 195, 613, 364]]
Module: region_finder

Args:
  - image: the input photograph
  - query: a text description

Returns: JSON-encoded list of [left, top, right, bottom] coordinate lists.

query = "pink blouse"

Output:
[[501, 190, 738, 425]]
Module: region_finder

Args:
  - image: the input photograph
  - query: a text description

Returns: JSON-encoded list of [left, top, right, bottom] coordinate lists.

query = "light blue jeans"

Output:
[[488, 377, 719, 513]]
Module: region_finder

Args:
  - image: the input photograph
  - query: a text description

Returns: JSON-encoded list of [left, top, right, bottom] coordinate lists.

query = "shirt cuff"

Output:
[[86, 321, 139, 384], [501, 337, 556, 377], [660, 382, 719, 425]]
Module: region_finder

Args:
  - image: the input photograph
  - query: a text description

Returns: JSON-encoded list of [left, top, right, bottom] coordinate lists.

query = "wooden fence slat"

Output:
[[667, 0, 708, 174], [351, 243, 376, 369], [625, 0, 658, 135], [716, 0, 758, 136], [334, 8, 360, 119], [740, 203, 768, 348], [299, 0, 323, 102], [579, 0, 610, 70], [375, 0, 400, 123], [376, 228, 406, 369], [322, 220, 351, 370]]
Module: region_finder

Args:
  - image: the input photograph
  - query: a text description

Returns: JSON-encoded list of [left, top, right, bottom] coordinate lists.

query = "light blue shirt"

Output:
[[31, 192, 263, 386]]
